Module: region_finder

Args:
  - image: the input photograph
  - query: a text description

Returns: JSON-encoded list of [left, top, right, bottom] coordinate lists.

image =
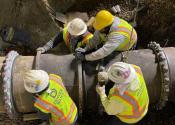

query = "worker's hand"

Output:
[[75, 51, 85, 61], [75, 47, 86, 53], [98, 71, 108, 83], [37, 47, 46, 53], [96, 84, 105, 96]]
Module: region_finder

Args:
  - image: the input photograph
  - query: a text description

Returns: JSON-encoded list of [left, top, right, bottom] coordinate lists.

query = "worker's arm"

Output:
[[84, 31, 101, 51], [85, 33, 125, 61], [37, 31, 63, 53], [96, 85, 123, 115], [100, 94, 124, 115], [43, 31, 63, 51], [33, 95, 51, 121], [36, 108, 50, 121]]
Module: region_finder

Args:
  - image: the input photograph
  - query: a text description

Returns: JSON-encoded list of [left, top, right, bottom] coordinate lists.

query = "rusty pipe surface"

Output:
[[1, 47, 175, 118]]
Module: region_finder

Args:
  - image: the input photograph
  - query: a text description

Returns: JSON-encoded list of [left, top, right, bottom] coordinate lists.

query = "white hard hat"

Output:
[[107, 62, 137, 84], [67, 18, 87, 36], [24, 70, 49, 93]]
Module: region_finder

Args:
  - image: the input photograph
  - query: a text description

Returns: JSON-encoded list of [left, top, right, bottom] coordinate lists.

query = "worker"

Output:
[[24, 70, 78, 125], [75, 10, 137, 61], [96, 62, 149, 124], [37, 18, 93, 53]]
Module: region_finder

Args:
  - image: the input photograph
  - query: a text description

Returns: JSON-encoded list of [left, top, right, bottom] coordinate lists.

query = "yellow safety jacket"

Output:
[[100, 18, 137, 51], [34, 74, 77, 125], [108, 65, 149, 123], [63, 27, 93, 52]]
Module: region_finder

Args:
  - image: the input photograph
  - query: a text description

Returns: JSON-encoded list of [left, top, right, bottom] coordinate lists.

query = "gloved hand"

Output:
[[37, 47, 46, 53], [98, 71, 108, 83], [96, 84, 106, 96], [75, 47, 86, 53], [75, 52, 85, 61], [75, 47, 86, 61]]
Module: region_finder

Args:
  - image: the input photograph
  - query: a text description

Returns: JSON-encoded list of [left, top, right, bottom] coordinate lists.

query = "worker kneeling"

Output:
[[37, 18, 93, 53], [24, 70, 78, 125], [75, 10, 137, 61], [96, 62, 149, 124]]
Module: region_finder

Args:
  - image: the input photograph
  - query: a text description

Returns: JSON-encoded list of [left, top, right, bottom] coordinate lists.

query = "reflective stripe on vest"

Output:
[[116, 19, 137, 50], [82, 32, 93, 44], [109, 65, 149, 123], [63, 27, 72, 51], [34, 96, 68, 125], [63, 27, 93, 51], [111, 89, 147, 119], [109, 19, 137, 51], [34, 74, 77, 125]]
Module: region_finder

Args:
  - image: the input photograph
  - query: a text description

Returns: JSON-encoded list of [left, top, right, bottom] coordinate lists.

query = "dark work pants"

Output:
[[104, 116, 133, 125]]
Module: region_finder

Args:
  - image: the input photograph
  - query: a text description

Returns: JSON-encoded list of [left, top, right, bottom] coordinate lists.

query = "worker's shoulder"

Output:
[[49, 74, 62, 80], [131, 64, 143, 76]]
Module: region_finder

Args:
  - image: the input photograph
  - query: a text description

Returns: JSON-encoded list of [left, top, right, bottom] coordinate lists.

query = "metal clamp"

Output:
[[148, 42, 170, 110]]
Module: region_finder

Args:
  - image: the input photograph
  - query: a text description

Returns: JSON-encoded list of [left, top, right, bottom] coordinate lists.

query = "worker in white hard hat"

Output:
[[37, 18, 93, 53], [96, 62, 149, 124], [75, 10, 137, 61], [24, 70, 78, 125]]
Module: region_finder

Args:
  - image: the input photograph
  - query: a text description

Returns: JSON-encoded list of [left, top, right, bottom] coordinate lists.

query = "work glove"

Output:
[[75, 47, 86, 53], [37, 47, 46, 53], [96, 84, 106, 96], [75, 47, 86, 61], [75, 51, 85, 61], [98, 71, 108, 83]]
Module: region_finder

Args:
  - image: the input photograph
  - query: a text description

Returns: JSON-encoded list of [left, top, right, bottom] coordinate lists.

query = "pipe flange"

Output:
[[2, 51, 21, 119], [148, 42, 170, 110]]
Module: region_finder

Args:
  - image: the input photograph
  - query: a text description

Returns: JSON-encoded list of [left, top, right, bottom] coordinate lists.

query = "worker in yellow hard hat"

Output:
[[75, 10, 137, 61], [96, 62, 149, 124], [37, 18, 93, 53], [24, 70, 78, 125]]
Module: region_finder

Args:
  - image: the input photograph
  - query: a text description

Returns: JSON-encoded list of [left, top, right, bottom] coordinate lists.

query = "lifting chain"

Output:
[[2, 51, 21, 119], [148, 42, 170, 110]]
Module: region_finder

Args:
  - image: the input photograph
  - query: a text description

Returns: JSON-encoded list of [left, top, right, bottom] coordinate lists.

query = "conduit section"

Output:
[[1, 47, 175, 120]]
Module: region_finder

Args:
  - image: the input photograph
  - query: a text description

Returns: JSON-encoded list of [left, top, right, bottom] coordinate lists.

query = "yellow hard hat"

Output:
[[93, 10, 114, 30]]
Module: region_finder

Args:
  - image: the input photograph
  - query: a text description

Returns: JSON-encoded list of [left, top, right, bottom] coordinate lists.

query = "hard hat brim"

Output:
[[107, 64, 137, 84], [24, 73, 49, 94], [24, 81, 49, 94], [93, 15, 114, 31]]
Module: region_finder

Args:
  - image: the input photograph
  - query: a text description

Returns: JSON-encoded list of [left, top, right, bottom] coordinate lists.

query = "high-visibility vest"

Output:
[[63, 27, 93, 52], [34, 74, 77, 125], [108, 65, 149, 123], [100, 18, 137, 51]]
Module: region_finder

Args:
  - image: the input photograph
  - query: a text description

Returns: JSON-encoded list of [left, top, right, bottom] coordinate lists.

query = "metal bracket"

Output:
[[148, 41, 170, 110], [35, 51, 41, 70]]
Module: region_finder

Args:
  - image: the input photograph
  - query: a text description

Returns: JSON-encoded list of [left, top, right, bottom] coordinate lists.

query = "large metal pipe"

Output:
[[1, 47, 175, 119]]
